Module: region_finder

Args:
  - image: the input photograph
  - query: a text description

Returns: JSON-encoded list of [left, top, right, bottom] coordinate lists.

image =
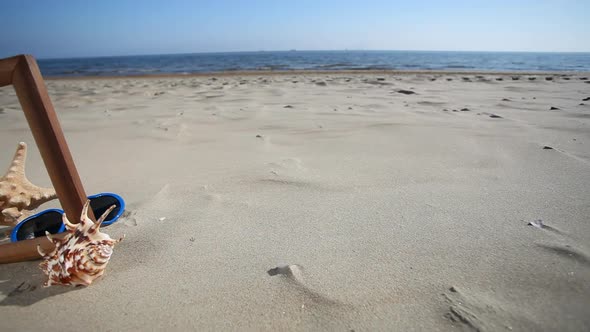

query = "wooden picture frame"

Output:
[[0, 55, 94, 263]]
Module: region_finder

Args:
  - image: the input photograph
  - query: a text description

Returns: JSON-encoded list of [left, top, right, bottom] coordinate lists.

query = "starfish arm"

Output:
[[3, 142, 27, 178], [0, 142, 57, 225]]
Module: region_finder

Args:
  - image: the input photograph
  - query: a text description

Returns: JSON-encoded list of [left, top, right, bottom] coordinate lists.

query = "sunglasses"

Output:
[[11, 193, 125, 242]]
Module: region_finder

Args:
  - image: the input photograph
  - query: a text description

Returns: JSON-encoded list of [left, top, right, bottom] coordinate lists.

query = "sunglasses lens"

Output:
[[16, 211, 64, 241], [90, 195, 121, 222]]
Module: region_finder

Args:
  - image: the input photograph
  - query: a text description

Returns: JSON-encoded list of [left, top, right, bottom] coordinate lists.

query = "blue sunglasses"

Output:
[[11, 193, 125, 242]]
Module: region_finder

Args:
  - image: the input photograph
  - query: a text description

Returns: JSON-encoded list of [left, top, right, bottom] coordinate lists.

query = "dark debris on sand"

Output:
[[528, 219, 546, 228], [396, 89, 416, 95], [550, 106, 560, 110]]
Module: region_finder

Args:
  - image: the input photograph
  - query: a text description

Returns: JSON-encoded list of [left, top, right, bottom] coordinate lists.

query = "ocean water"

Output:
[[37, 51, 590, 77]]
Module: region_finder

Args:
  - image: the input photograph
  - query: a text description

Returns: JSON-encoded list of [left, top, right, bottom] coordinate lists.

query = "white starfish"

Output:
[[0, 142, 57, 226]]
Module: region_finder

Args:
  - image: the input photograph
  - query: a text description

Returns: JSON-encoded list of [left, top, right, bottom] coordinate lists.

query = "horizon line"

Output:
[[31, 49, 590, 61]]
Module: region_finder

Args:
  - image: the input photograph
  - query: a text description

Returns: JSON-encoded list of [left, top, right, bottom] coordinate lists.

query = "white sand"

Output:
[[0, 72, 589, 331]]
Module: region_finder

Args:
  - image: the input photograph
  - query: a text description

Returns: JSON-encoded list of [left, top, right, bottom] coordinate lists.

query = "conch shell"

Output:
[[38, 200, 124, 287]]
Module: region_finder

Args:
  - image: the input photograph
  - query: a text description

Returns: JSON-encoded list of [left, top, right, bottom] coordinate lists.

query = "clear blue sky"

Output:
[[1, 0, 589, 59]]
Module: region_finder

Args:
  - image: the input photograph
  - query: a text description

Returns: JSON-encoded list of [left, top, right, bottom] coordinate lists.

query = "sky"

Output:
[[1, 0, 589, 59]]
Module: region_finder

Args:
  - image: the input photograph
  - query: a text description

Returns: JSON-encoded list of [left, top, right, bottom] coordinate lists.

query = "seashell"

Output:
[[38, 200, 124, 287], [0, 142, 57, 226]]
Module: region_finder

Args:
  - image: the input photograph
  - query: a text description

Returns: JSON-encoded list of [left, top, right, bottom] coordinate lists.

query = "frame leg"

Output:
[[0, 55, 93, 263]]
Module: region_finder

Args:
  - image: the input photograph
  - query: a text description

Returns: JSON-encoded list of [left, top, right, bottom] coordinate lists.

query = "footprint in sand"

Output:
[[444, 286, 537, 331], [526, 219, 590, 266], [258, 158, 329, 190], [536, 244, 590, 266], [254, 133, 273, 149], [119, 210, 138, 227], [267, 157, 305, 173], [151, 118, 191, 139], [267, 264, 347, 308], [131, 184, 224, 225], [264, 158, 307, 178]]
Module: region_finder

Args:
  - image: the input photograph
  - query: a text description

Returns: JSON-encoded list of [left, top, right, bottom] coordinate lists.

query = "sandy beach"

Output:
[[1, 72, 589, 331]]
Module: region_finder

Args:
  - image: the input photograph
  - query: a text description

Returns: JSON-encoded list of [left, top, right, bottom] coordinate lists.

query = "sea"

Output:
[[37, 50, 590, 77]]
